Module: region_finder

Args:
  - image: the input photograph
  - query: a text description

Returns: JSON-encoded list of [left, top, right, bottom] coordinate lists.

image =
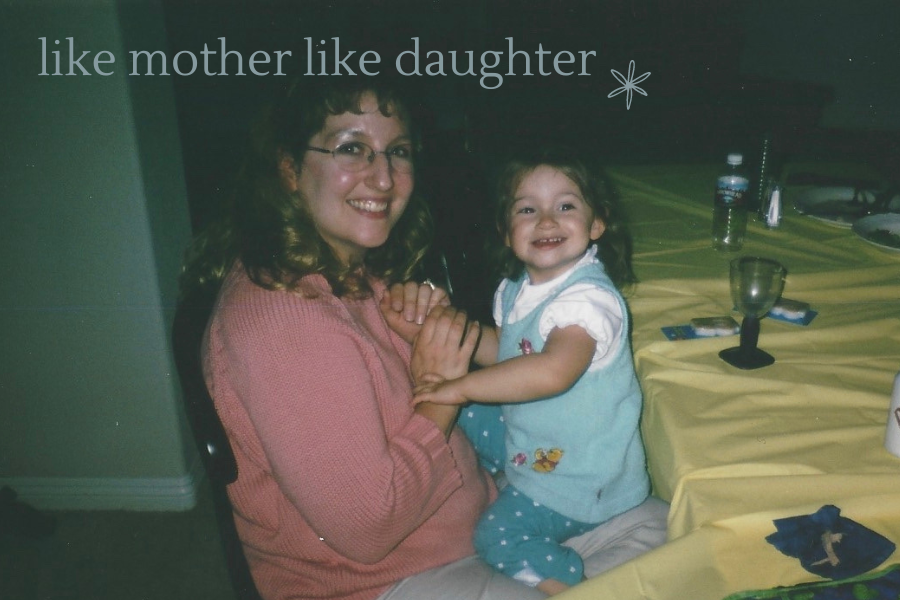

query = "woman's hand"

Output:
[[410, 305, 479, 385], [380, 281, 450, 344], [410, 306, 479, 438]]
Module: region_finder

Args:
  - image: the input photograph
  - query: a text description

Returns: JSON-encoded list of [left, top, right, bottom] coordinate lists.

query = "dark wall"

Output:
[[159, 1, 898, 316]]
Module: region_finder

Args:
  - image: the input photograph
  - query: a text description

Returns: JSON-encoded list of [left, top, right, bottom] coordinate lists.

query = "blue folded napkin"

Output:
[[766, 505, 896, 579]]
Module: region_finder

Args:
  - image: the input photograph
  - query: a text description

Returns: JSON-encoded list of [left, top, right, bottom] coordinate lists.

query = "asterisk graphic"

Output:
[[608, 60, 650, 110]]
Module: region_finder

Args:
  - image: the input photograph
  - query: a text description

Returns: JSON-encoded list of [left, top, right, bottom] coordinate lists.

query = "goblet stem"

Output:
[[739, 315, 760, 355], [719, 314, 775, 369]]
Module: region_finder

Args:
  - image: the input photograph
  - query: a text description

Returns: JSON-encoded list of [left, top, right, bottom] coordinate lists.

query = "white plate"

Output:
[[791, 186, 878, 227], [852, 213, 900, 253]]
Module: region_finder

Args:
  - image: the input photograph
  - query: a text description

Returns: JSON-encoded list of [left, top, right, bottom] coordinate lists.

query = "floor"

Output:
[[0, 478, 237, 600]]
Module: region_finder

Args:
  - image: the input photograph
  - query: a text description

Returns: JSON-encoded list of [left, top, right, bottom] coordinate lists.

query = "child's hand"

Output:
[[413, 378, 468, 406], [379, 281, 450, 344]]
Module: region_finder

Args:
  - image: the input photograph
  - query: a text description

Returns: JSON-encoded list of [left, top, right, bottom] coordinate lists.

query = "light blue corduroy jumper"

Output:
[[497, 262, 650, 524]]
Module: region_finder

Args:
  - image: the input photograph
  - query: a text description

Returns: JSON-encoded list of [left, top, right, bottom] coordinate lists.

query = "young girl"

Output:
[[413, 148, 660, 595]]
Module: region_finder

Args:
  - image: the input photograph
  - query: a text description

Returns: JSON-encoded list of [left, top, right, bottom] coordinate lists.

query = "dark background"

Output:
[[158, 0, 900, 316]]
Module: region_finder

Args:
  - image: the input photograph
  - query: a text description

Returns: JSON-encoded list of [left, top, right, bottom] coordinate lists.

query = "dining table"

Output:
[[558, 162, 900, 600]]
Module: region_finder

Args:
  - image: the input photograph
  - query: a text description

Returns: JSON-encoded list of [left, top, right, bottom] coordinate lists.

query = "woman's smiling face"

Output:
[[281, 92, 414, 265]]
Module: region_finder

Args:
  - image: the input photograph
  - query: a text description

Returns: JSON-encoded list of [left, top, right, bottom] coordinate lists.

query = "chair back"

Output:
[[172, 290, 261, 600], [172, 293, 237, 484]]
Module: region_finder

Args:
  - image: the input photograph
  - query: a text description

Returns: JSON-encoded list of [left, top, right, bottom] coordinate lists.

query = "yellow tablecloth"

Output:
[[558, 164, 900, 600]]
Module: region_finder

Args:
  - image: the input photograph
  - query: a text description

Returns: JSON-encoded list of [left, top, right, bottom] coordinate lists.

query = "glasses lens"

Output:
[[387, 145, 414, 173], [331, 142, 413, 173], [333, 142, 369, 172]]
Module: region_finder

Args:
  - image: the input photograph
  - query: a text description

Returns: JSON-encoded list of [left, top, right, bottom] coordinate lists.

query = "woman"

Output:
[[180, 78, 547, 600]]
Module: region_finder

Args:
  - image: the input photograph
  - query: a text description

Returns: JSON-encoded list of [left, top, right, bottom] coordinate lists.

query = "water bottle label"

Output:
[[715, 176, 749, 207]]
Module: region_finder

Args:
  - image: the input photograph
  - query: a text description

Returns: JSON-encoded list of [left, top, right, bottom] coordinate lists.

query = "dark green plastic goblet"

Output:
[[719, 256, 786, 369]]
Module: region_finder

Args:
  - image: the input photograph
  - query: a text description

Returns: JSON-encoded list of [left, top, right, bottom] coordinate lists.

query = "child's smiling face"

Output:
[[505, 165, 605, 284]]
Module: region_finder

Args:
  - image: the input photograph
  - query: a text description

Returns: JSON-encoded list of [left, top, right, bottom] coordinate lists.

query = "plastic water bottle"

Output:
[[711, 153, 749, 251]]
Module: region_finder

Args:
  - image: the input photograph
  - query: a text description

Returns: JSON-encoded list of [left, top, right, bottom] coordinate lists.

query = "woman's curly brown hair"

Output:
[[180, 77, 432, 301]]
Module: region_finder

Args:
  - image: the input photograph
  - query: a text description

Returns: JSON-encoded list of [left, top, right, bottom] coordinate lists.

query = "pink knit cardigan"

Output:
[[202, 265, 494, 600]]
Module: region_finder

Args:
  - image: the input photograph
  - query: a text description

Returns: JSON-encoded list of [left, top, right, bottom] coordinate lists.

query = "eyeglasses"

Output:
[[306, 141, 414, 174]]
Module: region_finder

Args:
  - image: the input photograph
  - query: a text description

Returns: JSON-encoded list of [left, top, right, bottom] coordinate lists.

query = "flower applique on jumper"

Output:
[[532, 448, 564, 472]]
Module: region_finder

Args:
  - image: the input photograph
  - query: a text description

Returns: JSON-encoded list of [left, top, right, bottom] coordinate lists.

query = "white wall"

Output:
[[0, 0, 198, 510]]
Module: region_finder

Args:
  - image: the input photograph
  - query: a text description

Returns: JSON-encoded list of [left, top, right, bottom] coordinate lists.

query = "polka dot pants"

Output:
[[474, 486, 593, 587], [457, 404, 507, 475], [459, 405, 594, 586]]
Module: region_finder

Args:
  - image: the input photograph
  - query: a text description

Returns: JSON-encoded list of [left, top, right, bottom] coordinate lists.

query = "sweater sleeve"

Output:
[[216, 283, 465, 564]]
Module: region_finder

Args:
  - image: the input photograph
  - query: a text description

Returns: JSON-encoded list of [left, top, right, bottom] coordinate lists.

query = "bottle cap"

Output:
[[727, 153, 743, 166]]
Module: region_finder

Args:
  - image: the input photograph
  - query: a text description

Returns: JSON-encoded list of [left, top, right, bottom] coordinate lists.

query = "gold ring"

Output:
[[422, 279, 436, 291]]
